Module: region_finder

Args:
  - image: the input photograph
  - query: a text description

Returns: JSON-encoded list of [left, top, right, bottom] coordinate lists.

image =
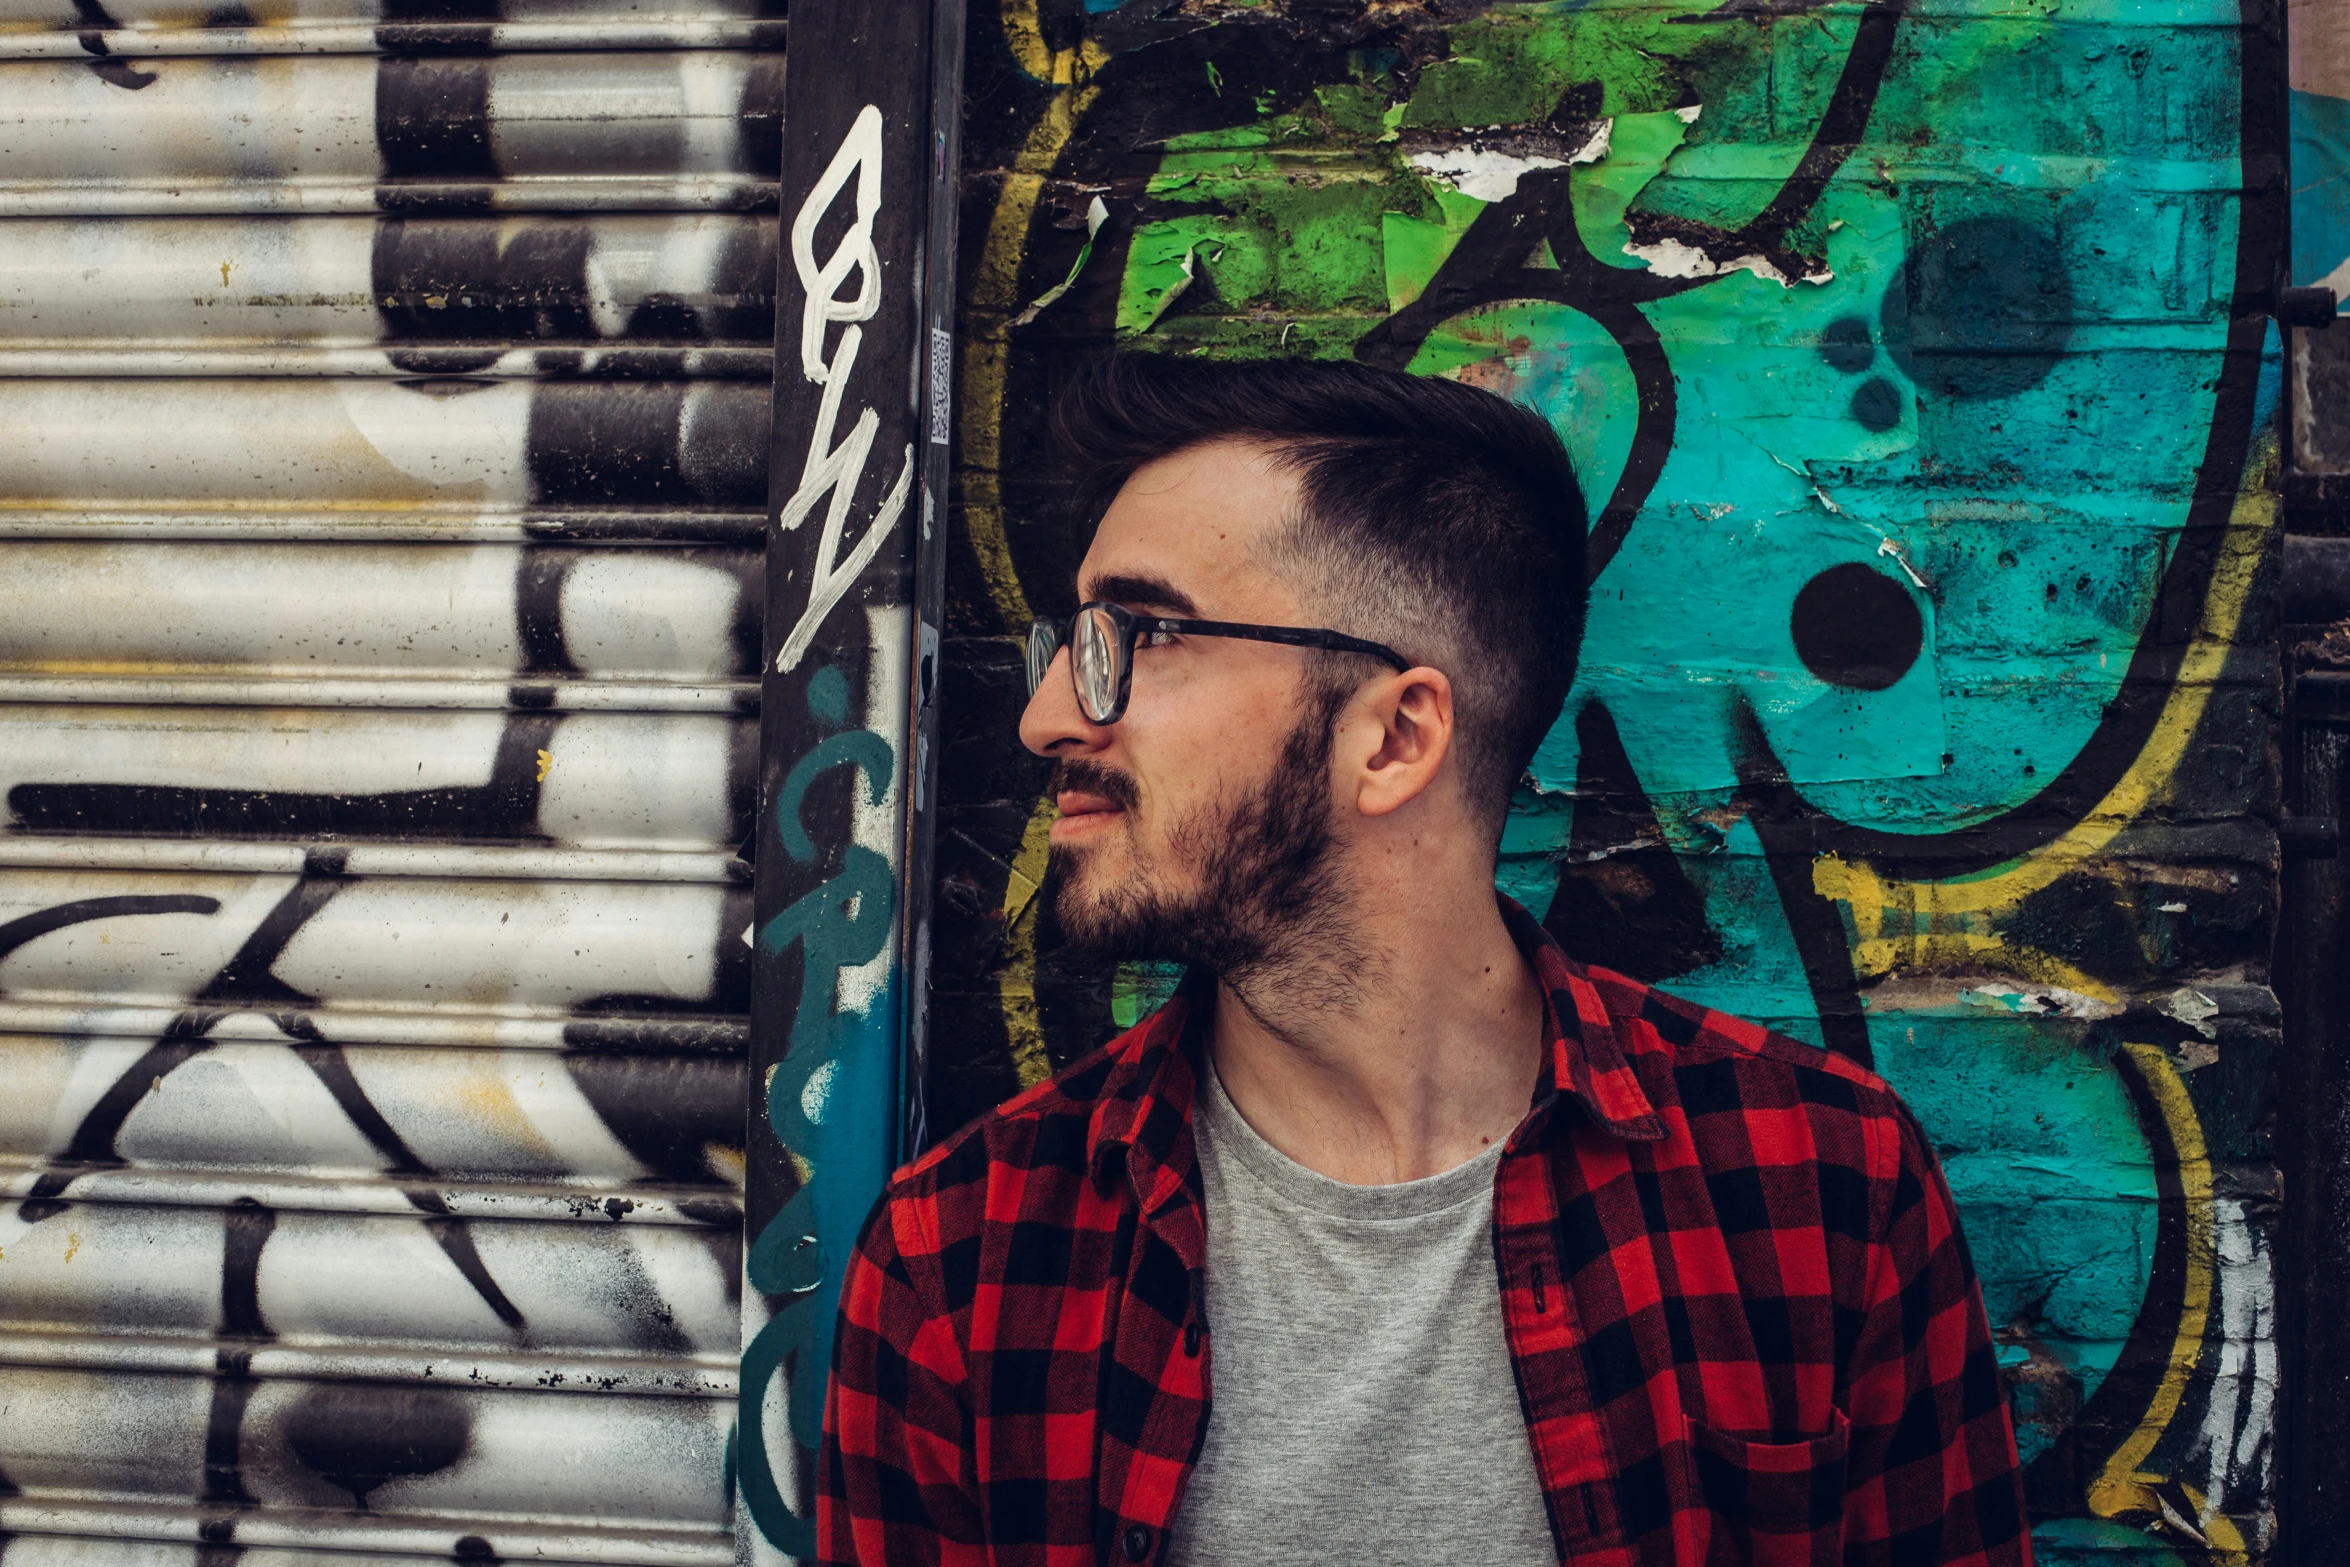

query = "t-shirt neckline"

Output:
[[1196, 1056, 1508, 1222]]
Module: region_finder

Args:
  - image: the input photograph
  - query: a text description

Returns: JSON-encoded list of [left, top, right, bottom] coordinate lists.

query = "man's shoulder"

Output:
[[882, 1009, 1166, 1221], [1576, 962, 1913, 1143]]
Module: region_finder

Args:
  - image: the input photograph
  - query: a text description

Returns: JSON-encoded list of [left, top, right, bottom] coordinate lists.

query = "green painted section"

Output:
[[2032, 1516, 2197, 1567], [1112, 960, 1187, 1030]]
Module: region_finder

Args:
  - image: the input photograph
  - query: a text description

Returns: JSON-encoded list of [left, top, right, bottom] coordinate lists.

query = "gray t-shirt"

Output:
[[1167, 1062, 1559, 1565]]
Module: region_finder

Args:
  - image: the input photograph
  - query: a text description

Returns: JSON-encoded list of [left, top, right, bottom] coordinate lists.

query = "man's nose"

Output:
[[1018, 645, 1108, 757]]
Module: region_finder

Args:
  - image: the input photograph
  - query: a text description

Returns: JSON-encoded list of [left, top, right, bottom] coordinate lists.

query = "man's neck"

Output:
[[1206, 877, 1546, 1186]]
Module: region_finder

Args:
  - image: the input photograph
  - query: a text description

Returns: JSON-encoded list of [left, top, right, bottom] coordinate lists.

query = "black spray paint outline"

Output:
[[1355, 0, 1911, 580], [1710, 0, 2281, 1041], [6, 539, 761, 845], [1747, 11, 2285, 1529], [1342, 0, 2272, 886], [69, 0, 158, 87], [8, 856, 531, 1524], [0, 524, 751, 1531], [15, 858, 528, 1321], [1342, 0, 2273, 1064]]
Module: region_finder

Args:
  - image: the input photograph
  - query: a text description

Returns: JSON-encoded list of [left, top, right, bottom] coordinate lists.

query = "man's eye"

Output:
[[1141, 629, 1177, 648]]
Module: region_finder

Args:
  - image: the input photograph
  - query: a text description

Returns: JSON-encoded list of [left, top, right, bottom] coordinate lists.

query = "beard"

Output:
[[1043, 678, 1360, 992]]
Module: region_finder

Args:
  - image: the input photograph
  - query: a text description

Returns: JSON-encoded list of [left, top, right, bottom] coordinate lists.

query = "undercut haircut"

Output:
[[1050, 354, 1589, 838]]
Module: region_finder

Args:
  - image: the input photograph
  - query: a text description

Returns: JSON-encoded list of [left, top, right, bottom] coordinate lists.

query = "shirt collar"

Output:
[[1085, 896, 1667, 1203], [1502, 895, 1668, 1142]]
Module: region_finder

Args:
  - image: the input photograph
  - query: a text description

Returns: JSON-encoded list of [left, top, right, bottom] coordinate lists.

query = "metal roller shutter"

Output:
[[0, 3, 782, 1563]]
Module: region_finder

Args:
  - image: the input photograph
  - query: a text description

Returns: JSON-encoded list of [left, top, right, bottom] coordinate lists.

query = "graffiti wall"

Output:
[[0, 6, 780, 1564], [932, 1, 2284, 1562]]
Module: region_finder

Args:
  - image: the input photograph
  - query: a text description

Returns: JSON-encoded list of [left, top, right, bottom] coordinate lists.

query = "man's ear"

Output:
[[1348, 667, 1454, 819]]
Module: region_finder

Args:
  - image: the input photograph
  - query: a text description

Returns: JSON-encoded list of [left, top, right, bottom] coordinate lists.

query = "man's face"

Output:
[[1016, 439, 1354, 973]]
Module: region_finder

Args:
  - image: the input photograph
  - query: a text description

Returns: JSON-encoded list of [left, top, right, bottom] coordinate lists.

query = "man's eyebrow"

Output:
[[1079, 572, 1199, 615]]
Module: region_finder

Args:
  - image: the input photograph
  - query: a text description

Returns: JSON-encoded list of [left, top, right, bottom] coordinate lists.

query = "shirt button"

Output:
[[1122, 1524, 1151, 1560]]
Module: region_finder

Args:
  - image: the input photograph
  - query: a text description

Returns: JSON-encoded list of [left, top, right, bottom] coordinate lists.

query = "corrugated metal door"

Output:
[[0, 3, 781, 1562]]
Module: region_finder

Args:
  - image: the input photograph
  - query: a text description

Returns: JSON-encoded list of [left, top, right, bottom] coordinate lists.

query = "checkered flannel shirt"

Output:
[[819, 899, 2030, 1566]]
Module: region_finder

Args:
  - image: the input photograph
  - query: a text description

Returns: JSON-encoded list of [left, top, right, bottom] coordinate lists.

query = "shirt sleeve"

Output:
[[817, 1183, 983, 1567], [1840, 1100, 2034, 1567]]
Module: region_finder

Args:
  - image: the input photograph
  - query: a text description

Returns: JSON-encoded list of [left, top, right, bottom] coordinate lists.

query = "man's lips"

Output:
[[1050, 791, 1124, 838]]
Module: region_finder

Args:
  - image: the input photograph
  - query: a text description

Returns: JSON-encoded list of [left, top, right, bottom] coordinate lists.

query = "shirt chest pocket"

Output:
[[1682, 1408, 1849, 1567]]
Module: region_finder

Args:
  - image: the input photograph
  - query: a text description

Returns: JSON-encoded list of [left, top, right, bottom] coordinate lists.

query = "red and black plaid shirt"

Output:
[[820, 900, 2030, 1566]]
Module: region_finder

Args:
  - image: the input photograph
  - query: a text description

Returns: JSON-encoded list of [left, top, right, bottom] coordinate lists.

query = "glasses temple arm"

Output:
[[1149, 617, 1414, 673]]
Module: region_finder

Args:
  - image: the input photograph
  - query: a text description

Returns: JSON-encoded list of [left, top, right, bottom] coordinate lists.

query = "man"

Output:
[[819, 356, 2029, 1566]]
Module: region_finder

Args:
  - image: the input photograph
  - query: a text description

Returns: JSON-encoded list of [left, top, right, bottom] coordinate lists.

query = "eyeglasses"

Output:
[[1024, 601, 1413, 726]]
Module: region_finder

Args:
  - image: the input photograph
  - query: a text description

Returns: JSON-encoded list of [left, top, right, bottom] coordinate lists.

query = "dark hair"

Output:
[[1050, 354, 1588, 835]]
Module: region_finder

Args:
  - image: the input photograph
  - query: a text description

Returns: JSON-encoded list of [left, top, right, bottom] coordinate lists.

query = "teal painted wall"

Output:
[[934, 2, 2284, 1559]]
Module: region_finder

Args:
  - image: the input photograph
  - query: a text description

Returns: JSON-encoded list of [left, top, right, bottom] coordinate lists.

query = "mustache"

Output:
[[1049, 758, 1140, 814]]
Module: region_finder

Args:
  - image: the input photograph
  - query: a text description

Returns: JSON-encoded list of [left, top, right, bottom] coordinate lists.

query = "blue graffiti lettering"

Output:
[[737, 669, 901, 1557]]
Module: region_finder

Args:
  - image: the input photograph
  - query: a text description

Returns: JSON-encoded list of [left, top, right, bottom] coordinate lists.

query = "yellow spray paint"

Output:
[[996, 793, 1057, 1087], [1814, 455, 2275, 985], [957, 0, 1110, 636], [2089, 1044, 2246, 1564]]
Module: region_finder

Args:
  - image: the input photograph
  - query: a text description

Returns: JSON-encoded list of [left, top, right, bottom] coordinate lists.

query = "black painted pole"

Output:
[[736, 1, 963, 1559], [902, 0, 967, 1162]]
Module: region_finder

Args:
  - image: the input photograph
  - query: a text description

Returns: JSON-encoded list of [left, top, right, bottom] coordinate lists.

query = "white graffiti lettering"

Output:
[[776, 103, 914, 674]]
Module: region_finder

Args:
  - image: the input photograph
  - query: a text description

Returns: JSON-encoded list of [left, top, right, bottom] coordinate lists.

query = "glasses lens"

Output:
[[1024, 619, 1061, 696], [1073, 606, 1123, 722]]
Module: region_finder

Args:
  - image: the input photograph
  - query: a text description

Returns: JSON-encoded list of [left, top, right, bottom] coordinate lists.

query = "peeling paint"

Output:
[[1402, 119, 1609, 203], [1620, 234, 1828, 288]]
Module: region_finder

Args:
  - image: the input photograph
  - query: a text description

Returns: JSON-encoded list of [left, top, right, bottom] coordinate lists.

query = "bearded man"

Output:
[[817, 356, 2030, 1566]]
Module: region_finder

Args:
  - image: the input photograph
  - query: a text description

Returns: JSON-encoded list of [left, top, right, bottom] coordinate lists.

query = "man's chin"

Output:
[[1043, 844, 1114, 936], [1047, 875, 1132, 956], [1046, 850, 1176, 960]]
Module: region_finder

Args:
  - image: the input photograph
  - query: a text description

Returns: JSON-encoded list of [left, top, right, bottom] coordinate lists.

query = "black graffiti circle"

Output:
[[1818, 314, 1876, 373], [1791, 563, 1924, 691], [1881, 213, 2074, 400], [282, 1384, 471, 1508]]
